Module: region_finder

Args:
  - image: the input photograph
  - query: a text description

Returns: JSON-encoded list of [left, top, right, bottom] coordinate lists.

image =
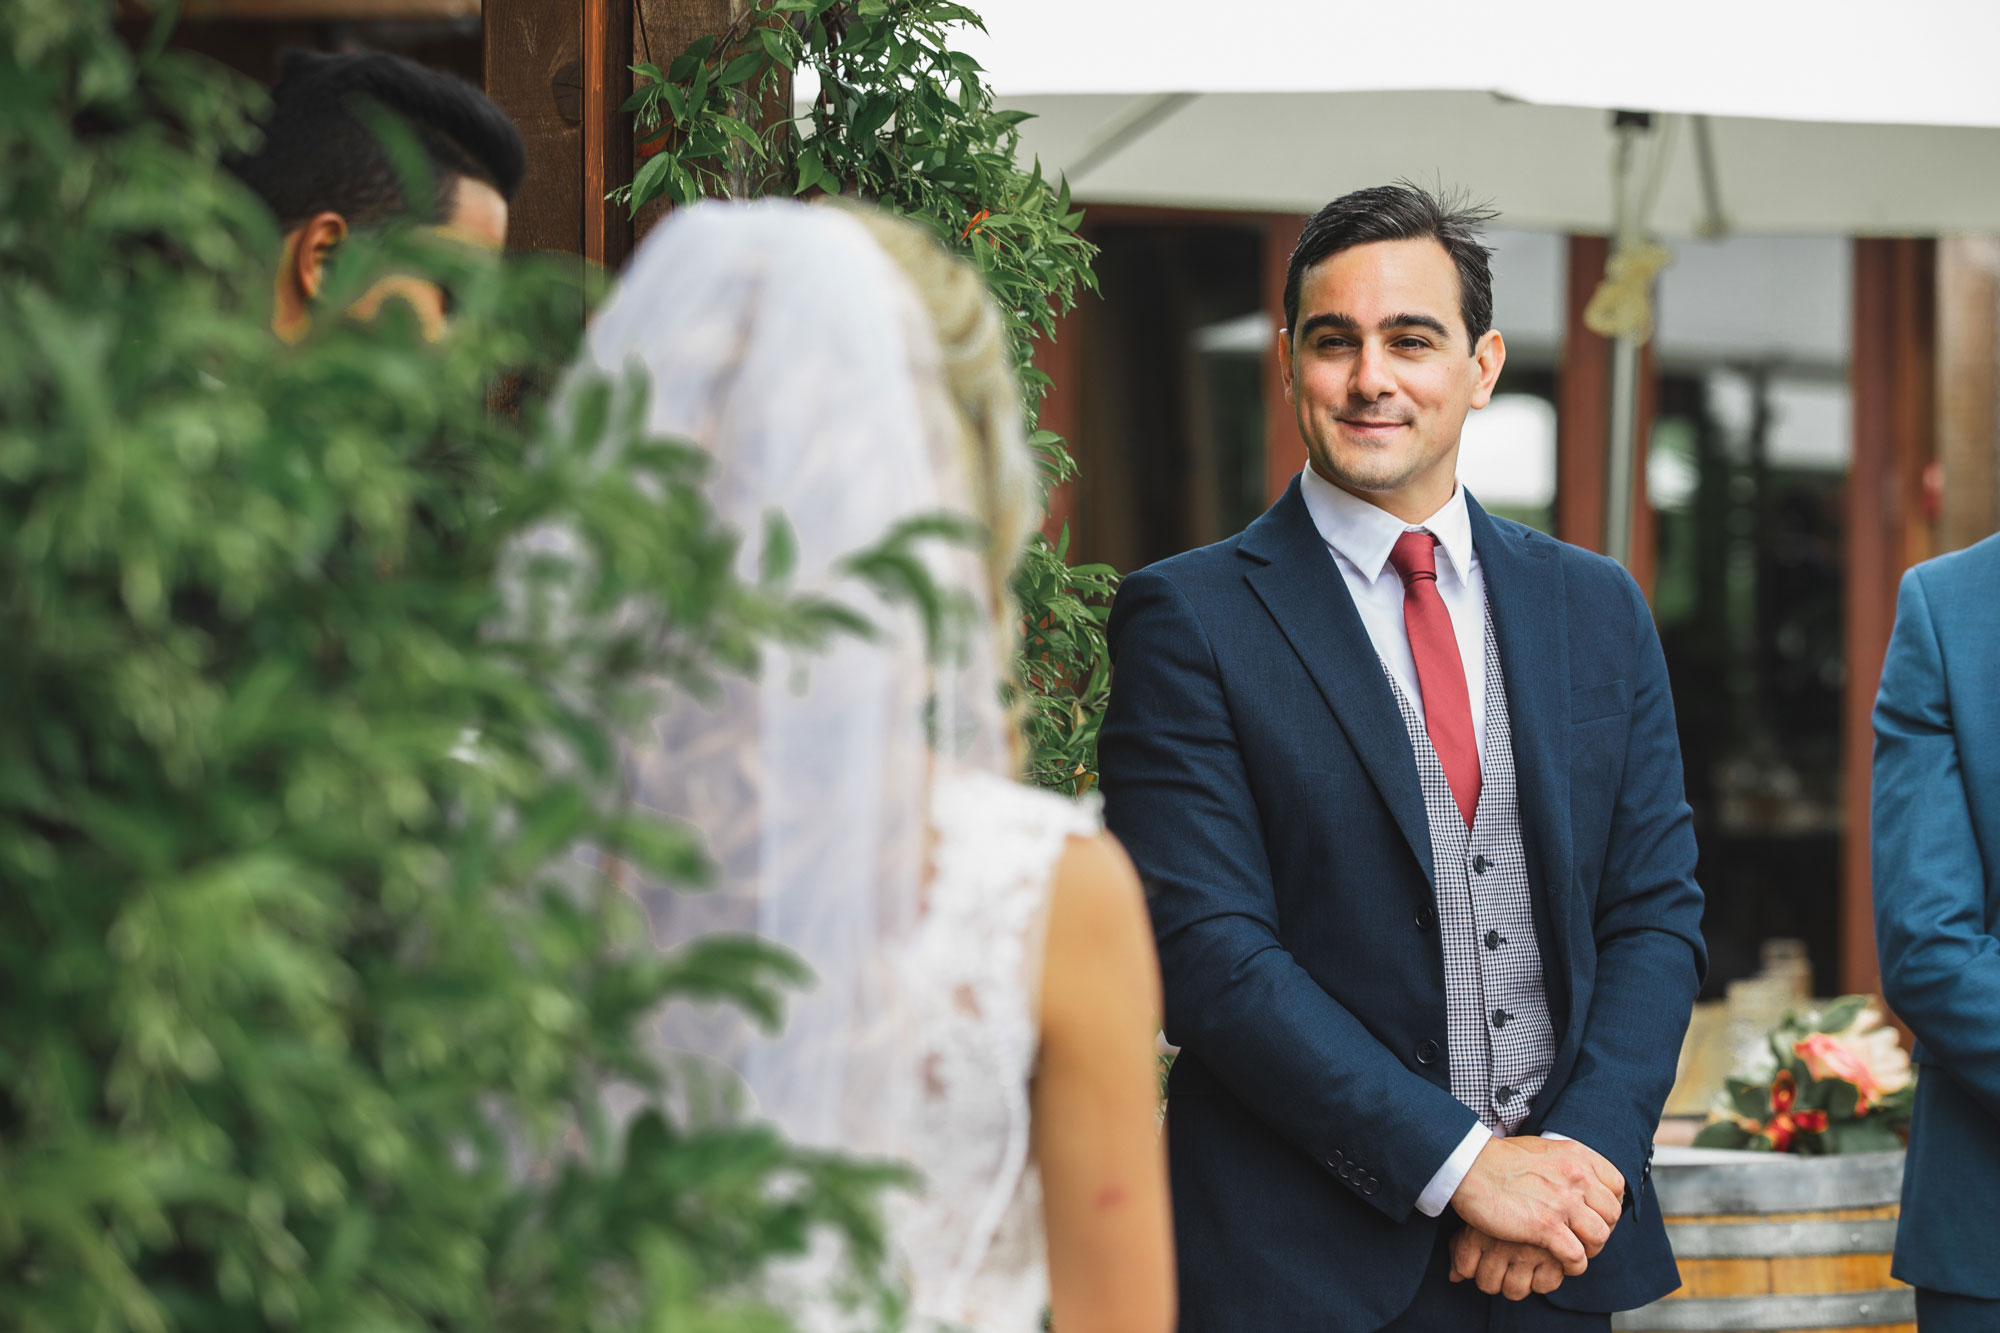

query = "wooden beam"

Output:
[[1557, 236, 1612, 553], [483, 0, 583, 256], [177, 0, 478, 16], [1843, 238, 1937, 999], [1937, 237, 2000, 552], [582, 0, 633, 268], [1556, 234, 1657, 597], [1036, 307, 1084, 543], [1263, 213, 1306, 503]]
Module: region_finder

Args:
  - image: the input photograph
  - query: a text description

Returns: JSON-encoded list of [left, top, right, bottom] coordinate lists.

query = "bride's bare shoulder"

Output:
[[1041, 830, 1157, 1027]]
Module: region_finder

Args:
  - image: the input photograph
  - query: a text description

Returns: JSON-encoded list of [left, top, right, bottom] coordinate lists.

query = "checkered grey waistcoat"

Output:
[[1380, 604, 1556, 1133]]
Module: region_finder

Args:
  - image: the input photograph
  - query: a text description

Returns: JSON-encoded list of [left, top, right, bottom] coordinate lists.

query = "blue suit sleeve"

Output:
[[1099, 567, 1479, 1223], [1873, 566, 2000, 1117], [1539, 573, 1707, 1210]]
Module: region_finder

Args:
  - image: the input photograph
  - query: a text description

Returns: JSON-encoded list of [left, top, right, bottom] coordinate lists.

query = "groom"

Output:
[[1098, 184, 1706, 1331]]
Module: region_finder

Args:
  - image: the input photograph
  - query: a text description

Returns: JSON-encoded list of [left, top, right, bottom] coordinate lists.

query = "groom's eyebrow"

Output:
[[1296, 311, 1455, 342]]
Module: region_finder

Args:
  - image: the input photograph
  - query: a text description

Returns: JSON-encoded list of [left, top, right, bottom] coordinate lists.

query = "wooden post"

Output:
[[483, 0, 585, 256], [1557, 237, 1613, 553], [1263, 213, 1306, 503], [482, 0, 639, 267], [1036, 308, 1084, 543], [1556, 234, 1658, 596], [582, 0, 633, 268], [1843, 238, 1937, 999], [1937, 237, 2000, 553]]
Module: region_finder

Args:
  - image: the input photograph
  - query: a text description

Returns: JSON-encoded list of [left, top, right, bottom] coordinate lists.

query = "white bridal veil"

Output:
[[573, 200, 1033, 1158]]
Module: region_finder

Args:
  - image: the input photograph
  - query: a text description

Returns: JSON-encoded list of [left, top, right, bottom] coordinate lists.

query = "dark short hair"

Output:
[[1283, 183, 1498, 350], [226, 49, 526, 231]]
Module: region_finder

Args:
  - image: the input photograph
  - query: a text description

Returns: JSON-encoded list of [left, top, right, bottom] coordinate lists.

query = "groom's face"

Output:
[[1280, 237, 1505, 520]]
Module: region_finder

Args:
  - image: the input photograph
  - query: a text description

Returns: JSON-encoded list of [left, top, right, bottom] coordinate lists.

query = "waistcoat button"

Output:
[[1492, 1009, 1510, 1029], [1472, 854, 1491, 875], [1484, 929, 1503, 950]]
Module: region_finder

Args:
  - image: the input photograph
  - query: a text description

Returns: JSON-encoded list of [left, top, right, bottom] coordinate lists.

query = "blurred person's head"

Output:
[[1277, 182, 1505, 522], [226, 49, 526, 342]]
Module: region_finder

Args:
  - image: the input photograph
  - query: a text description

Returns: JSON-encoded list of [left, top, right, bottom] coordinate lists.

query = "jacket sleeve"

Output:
[[1099, 566, 1479, 1223], [1538, 572, 1707, 1213], [1873, 566, 2000, 1117]]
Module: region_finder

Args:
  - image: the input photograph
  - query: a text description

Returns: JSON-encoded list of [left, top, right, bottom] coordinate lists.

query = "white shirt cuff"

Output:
[[1541, 1131, 1572, 1142], [1415, 1121, 1492, 1217]]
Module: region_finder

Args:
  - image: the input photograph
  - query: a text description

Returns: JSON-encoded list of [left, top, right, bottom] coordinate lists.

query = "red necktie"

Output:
[[1388, 531, 1480, 827]]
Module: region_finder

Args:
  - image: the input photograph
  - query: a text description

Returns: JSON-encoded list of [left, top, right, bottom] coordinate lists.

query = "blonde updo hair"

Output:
[[832, 202, 1039, 607], [829, 201, 1042, 763]]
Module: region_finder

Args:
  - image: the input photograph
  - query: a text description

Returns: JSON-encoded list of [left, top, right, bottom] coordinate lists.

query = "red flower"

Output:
[[1770, 1069, 1798, 1114], [1758, 1070, 1828, 1151]]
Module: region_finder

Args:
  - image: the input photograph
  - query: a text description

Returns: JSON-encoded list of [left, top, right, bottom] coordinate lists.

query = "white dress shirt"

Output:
[[1296, 467, 1564, 1218]]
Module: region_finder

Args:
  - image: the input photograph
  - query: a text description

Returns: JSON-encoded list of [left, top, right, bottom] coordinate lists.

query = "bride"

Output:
[[576, 199, 1175, 1332]]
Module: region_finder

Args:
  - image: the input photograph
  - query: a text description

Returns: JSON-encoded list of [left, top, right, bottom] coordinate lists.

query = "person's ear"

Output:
[[292, 210, 347, 302], [1469, 328, 1507, 409], [1277, 325, 1296, 404]]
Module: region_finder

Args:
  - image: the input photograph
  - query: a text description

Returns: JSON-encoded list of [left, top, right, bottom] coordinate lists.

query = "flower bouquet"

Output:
[[1694, 994, 1915, 1154]]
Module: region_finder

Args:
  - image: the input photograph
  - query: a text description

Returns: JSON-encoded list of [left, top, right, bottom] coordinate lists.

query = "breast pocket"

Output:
[[1571, 679, 1629, 725]]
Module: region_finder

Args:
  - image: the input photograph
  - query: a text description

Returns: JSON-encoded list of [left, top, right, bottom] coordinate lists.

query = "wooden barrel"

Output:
[[1612, 1149, 1911, 1332]]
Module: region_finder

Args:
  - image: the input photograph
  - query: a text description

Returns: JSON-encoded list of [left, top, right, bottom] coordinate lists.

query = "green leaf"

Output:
[[600, 812, 711, 885], [630, 150, 675, 209], [1692, 1122, 1753, 1150], [795, 148, 828, 194], [757, 28, 795, 68], [760, 512, 798, 584], [719, 51, 766, 86], [712, 113, 766, 156], [1829, 1119, 1903, 1154], [1812, 995, 1871, 1034], [1728, 1079, 1772, 1121]]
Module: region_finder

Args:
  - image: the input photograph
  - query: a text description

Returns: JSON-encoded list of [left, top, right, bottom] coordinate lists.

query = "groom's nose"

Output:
[[1350, 340, 1396, 401]]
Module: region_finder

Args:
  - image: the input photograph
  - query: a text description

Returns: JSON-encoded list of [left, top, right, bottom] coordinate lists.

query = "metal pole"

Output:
[[1601, 109, 1659, 571], [1604, 332, 1642, 567]]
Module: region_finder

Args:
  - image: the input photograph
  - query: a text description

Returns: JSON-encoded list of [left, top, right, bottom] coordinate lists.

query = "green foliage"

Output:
[[618, 0, 1115, 793], [0, 3, 902, 1327]]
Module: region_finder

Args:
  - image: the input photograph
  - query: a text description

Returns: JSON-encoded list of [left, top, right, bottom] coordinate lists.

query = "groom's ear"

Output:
[[1468, 328, 1506, 409], [1276, 325, 1296, 403]]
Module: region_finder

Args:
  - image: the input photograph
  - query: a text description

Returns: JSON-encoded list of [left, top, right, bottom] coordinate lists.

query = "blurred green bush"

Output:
[[0, 4, 900, 1328]]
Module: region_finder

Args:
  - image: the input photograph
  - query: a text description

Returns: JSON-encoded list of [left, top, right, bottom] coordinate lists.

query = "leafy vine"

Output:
[[618, 0, 1116, 793]]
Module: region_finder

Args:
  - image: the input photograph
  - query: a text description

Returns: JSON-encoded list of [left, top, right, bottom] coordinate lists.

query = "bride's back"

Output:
[[575, 199, 1171, 1333]]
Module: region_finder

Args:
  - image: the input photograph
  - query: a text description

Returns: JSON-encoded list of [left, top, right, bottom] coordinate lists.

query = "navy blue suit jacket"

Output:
[[1873, 533, 2000, 1299], [1098, 481, 1707, 1331]]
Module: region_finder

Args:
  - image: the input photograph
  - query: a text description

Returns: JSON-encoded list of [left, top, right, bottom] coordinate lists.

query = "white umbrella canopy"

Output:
[[964, 0, 2000, 235]]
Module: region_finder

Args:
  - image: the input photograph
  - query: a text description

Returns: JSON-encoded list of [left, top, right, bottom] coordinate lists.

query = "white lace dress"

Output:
[[887, 768, 1102, 1331]]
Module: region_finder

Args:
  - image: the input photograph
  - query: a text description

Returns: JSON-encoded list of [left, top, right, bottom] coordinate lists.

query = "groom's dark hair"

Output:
[[225, 49, 525, 231], [1283, 182, 1498, 349]]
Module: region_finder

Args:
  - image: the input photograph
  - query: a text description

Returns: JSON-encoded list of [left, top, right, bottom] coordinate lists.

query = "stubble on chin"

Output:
[[1308, 445, 1421, 499]]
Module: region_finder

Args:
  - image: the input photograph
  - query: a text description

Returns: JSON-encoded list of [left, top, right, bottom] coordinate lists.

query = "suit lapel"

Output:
[[1468, 496, 1579, 1005], [1240, 480, 1436, 887]]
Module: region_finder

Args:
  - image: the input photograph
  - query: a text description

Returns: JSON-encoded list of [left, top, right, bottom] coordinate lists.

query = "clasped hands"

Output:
[[1446, 1135, 1625, 1301]]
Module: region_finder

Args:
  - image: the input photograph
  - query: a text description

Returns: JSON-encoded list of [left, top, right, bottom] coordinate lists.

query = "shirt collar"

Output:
[[1298, 465, 1477, 588]]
